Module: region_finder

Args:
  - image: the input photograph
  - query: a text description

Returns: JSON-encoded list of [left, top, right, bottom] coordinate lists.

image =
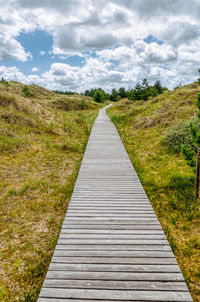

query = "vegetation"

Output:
[[84, 79, 167, 103], [1, 76, 200, 301], [163, 119, 198, 155], [0, 77, 10, 87], [0, 81, 101, 301], [22, 85, 34, 98], [107, 82, 200, 302], [126, 79, 167, 101], [181, 93, 200, 167], [84, 88, 110, 102], [110, 88, 119, 102], [198, 69, 200, 85], [52, 90, 75, 95], [93, 89, 106, 103]]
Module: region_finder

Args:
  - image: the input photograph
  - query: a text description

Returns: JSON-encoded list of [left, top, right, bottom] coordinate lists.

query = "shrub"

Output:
[[22, 86, 33, 98], [181, 93, 200, 166], [163, 120, 196, 153], [0, 77, 10, 87], [93, 89, 105, 103]]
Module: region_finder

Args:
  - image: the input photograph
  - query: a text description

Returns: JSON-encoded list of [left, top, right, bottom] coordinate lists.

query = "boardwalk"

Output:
[[38, 106, 192, 301]]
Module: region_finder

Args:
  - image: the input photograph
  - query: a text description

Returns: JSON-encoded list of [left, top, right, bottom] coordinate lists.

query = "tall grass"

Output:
[[0, 81, 99, 301]]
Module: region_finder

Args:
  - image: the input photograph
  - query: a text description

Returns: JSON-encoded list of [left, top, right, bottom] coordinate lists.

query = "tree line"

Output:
[[84, 79, 167, 103]]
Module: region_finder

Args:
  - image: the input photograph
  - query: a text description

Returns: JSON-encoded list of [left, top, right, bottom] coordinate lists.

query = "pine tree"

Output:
[[118, 87, 126, 99], [110, 89, 119, 102], [154, 80, 163, 94]]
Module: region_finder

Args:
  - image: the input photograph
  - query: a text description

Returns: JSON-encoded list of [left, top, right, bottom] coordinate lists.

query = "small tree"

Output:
[[181, 93, 200, 167], [154, 80, 163, 94], [118, 87, 126, 99], [22, 85, 33, 98], [134, 83, 143, 100], [142, 78, 149, 90], [0, 77, 10, 86], [93, 89, 105, 103], [110, 89, 119, 102], [127, 89, 135, 101], [182, 92, 200, 199], [198, 68, 200, 84]]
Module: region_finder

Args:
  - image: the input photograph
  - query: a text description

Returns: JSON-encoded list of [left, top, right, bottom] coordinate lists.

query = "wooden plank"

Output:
[[59, 229, 164, 234], [68, 205, 153, 208], [57, 239, 169, 245], [66, 213, 156, 217], [63, 219, 159, 224], [39, 288, 192, 301], [61, 224, 163, 230], [38, 299, 155, 302], [38, 299, 163, 302], [56, 245, 171, 251], [46, 271, 184, 281], [67, 211, 155, 214], [58, 234, 166, 240], [48, 263, 180, 273], [53, 250, 174, 258], [69, 203, 151, 206], [42, 279, 188, 291], [68, 206, 153, 209], [51, 257, 177, 265]]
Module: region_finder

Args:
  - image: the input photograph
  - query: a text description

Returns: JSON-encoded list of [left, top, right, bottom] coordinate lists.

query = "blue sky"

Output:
[[0, 0, 200, 92], [4, 30, 84, 75]]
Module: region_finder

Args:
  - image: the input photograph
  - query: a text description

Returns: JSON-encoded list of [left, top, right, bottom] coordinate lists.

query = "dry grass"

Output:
[[108, 82, 200, 302], [0, 81, 101, 301]]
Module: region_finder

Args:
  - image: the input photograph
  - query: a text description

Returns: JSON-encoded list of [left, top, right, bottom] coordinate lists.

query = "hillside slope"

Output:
[[108, 82, 200, 302], [0, 81, 101, 301]]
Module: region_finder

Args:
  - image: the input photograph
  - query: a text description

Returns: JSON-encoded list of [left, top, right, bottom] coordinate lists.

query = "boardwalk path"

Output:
[[38, 106, 192, 301]]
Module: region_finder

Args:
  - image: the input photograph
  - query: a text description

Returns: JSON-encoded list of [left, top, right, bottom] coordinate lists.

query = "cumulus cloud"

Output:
[[0, 0, 200, 89], [32, 67, 39, 72], [0, 34, 31, 61], [2, 0, 200, 53]]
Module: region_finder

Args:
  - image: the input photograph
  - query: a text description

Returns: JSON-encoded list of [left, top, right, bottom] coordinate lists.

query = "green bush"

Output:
[[93, 89, 105, 103], [163, 120, 196, 153], [0, 77, 10, 87], [22, 86, 33, 98]]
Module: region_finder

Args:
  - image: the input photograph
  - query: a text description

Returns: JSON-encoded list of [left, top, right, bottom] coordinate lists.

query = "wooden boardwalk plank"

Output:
[[37, 106, 192, 301], [39, 288, 192, 301], [51, 257, 177, 265], [42, 280, 188, 291], [45, 271, 185, 281], [53, 250, 174, 257]]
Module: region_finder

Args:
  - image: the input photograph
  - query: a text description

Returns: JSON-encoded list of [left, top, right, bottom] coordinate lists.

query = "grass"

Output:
[[0, 82, 101, 301], [107, 82, 200, 302]]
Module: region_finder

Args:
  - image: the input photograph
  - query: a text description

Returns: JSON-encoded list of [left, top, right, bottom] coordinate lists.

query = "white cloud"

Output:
[[0, 41, 197, 93], [0, 65, 30, 83], [39, 50, 46, 56], [0, 0, 200, 89], [0, 34, 31, 61], [32, 67, 39, 72]]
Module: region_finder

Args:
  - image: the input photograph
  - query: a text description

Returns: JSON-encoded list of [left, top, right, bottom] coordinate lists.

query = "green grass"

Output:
[[107, 83, 200, 302], [0, 82, 100, 301]]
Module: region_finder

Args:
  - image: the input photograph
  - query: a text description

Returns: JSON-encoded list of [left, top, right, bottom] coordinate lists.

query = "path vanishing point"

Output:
[[38, 106, 192, 301]]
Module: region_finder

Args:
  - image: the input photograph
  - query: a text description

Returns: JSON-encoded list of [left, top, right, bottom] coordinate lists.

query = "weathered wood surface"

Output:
[[38, 106, 192, 301]]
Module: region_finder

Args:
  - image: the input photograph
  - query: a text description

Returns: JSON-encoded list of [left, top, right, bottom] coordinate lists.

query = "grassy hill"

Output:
[[107, 82, 200, 302], [0, 81, 101, 301]]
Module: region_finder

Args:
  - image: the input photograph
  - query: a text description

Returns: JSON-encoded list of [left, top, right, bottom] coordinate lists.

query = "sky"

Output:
[[0, 0, 200, 92]]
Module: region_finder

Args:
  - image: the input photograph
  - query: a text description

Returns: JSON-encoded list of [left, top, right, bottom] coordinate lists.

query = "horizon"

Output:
[[0, 0, 200, 92]]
